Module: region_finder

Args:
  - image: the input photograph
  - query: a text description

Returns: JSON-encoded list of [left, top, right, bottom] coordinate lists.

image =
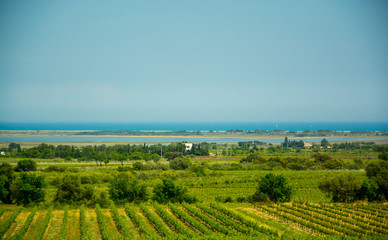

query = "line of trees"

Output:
[[1, 142, 209, 165], [319, 153, 388, 203]]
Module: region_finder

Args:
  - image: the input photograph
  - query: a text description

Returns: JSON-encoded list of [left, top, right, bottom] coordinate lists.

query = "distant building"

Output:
[[304, 142, 312, 148], [184, 143, 193, 151]]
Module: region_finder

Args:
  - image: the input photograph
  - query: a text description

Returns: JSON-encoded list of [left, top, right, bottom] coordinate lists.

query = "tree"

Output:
[[8, 143, 21, 153], [152, 178, 196, 204], [318, 173, 362, 203], [253, 173, 292, 203], [0, 163, 14, 203], [165, 152, 183, 161], [240, 153, 266, 164], [378, 152, 388, 161], [365, 161, 388, 201], [321, 138, 330, 148], [132, 162, 144, 171], [312, 153, 331, 162], [55, 174, 94, 204], [324, 158, 343, 169], [356, 179, 382, 202], [109, 174, 148, 204], [14, 159, 37, 172], [169, 158, 191, 170], [10, 173, 45, 205]]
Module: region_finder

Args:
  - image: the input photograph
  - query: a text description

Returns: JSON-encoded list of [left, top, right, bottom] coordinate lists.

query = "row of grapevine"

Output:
[[210, 203, 278, 236], [95, 204, 112, 240], [58, 206, 68, 240], [124, 204, 157, 239], [0, 207, 23, 238], [9, 207, 37, 240], [0, 208, 5, 218], [195, 203, 254, 236], [153, 203, 197, 238], [286, 204, 366, 236], [257, 204, 334, 236], [167, 203, 213, 235], [110, 203, 133, 240], [325, 203, 388, 231], [80, 205, 91, 240], [139, 204, 176, 238], [308, 203, 387, 235], [258, 203, 388, 238], [182, 203, 233, 236], [341, 204, 387, 221], [37, 206, 53, 240]]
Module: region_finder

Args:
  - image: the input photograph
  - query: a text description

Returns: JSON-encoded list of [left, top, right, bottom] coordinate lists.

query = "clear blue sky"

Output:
[[1, 0, 387, 123]]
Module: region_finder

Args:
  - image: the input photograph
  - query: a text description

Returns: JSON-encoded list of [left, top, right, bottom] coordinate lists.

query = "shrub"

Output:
[[152, 178, 196, 204], [312, 153, 331, 162], [109, 174, 148, 204], [252, 173, 292, 203], [55, 174, 95, 204], [165, 152, 183, 161], [240, 153, 266, 164], [169, 158, 191, 170], [133, 162, 144, 171], [14, 159, 37, 172], [248, 191, 270, 203], [378, 151, 388, 161], [318, 173, 362, 203], [44, 166, 67, 172], [324, 158, 343, 169]]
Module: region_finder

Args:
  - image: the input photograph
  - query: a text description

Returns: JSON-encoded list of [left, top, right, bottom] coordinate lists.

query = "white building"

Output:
[[184, 143, 193, 151]]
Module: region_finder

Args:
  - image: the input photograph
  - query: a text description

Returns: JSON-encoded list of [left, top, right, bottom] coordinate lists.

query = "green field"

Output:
[[1, 141, 388, 239], [0, 202, 387, 239]]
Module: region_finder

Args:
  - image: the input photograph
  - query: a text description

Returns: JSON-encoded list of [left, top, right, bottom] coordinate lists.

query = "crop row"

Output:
[[308, 203, 388, 235], [1, 203, 385, 239], [258, 203, 387, 237]]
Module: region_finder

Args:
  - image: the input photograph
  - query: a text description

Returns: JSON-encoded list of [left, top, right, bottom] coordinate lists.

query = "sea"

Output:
[[1, 122, 388, 131], [0, 122, 387, 143]]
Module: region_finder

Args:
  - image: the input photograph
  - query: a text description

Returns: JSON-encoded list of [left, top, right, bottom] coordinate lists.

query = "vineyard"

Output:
[[0, 203, 386, 239]]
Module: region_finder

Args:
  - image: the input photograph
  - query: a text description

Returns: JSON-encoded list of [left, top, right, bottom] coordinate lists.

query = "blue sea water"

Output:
[[0, 136, 387, 143], [0, 122, 388, 131]]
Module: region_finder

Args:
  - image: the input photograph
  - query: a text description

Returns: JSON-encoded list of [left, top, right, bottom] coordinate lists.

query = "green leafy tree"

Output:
[[321, 138, 330, 148], [240, 152, 266, 164], [365, 161, 388, 201], [356, 179, 382, 202], [14, 159, 37, 172], [165, 152, 183, 161], [109, 174, 148, 204], [169, 158, 191, 170], [312, 153, 331, 162], [10, 173, 45, 205], [132, 162, 144, 171], [378, 152, 388, 161], [0, 163, 14, 203], [324, 158, 343, 169], [318, 173, 362, 203], [253, 173, 292, 203], [55, 174, 94, 204], [152, 178, 196, 204]]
